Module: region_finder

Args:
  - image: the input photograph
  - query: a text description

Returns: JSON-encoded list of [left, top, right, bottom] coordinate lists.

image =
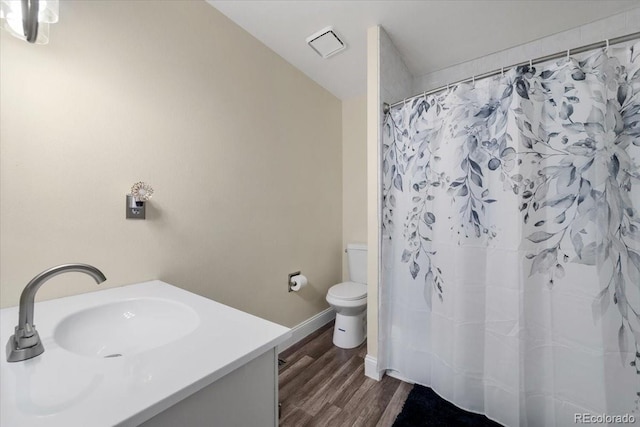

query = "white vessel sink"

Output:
[[53, 298, 200, 358]]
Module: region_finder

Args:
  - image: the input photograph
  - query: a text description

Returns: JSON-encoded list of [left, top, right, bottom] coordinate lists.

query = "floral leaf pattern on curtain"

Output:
[[511, 51, 640, 379], [383, 95, 447, 306], [382, 42, 640, 406]]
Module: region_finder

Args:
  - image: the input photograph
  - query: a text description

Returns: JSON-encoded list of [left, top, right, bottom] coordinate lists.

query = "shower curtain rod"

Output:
[[383, 31, 640, 114]]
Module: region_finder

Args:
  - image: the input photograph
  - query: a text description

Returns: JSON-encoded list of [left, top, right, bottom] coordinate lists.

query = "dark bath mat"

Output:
[[393, 384, 504, 427]]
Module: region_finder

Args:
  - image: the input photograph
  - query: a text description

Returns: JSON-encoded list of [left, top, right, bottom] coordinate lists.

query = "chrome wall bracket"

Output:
[[288, 271, 301, 292]]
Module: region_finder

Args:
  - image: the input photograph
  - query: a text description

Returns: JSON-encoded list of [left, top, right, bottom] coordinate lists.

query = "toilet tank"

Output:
[[347, 244, 367, 284]]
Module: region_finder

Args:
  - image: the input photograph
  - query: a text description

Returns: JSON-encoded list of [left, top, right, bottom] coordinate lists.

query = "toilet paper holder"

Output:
[[288, 271, 301, 292]]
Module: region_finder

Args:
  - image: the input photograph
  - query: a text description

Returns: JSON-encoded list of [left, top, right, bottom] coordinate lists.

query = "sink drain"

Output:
[[103, 353, 123, 358]]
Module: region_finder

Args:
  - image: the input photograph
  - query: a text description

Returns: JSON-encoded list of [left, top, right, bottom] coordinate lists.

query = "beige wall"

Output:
[[341, 95, 367, 280], [0, 0, 342, 328], [366, 26, 413, 363], [367, 27, 413, 359], [366, 26, 380, 361]]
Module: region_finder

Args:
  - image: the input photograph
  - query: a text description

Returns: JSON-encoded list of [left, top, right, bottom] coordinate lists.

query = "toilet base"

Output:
[[333, 311, 366, 349]]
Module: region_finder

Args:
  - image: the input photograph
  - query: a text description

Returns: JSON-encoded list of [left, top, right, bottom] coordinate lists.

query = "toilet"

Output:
[[326, 243, 367, 349]]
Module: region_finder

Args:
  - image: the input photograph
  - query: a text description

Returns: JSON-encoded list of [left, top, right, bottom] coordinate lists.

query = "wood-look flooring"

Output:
[[278, 322, 412, 427]]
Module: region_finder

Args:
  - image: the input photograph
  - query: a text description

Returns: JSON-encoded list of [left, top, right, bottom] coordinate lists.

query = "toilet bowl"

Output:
[[326, 244, 367, 349], [326, 282, 367, 348]]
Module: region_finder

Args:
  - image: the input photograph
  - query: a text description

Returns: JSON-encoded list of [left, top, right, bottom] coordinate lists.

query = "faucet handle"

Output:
[[13, 323, 39, 348], [6, 328, 44, 362], [16, 323, 35, 338]]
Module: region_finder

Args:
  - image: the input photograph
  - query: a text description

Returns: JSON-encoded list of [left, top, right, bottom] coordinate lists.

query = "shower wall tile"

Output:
[[478, 51, 507, 75], [510, 39, 544, 68], [579, 12, 626, 44], [423, 69, 450, 90], [626, 8, 640, 32], [426, 68, 449, 87], [459, 63, 476, 80], [380, 28, 412, 105], [543, 27, 582, 56], [412, 8, 640, 94]]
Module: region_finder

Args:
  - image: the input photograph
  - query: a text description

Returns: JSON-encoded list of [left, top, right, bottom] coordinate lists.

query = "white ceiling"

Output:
[[208, 0, 640, 100]]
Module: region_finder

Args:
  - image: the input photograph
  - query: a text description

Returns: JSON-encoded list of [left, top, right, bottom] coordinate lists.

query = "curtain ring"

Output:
[[605, 39, 610, 51], [446, 83, 450, 91], [501, 66, 504, 77], [567, 48, 570, 59], [472, 75, 475, 85], [529, 59, 533, 69]]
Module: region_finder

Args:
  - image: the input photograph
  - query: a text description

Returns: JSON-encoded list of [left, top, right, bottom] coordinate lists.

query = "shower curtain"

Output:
[[380, 41, 640, 426]]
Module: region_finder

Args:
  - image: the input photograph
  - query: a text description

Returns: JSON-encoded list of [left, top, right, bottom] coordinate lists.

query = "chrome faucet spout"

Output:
[[17, 264, 106, 331], [7, 263, 107, 362]]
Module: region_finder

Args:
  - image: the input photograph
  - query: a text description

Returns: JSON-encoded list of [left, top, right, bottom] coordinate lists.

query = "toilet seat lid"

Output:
[[328, 282, 367, 301]]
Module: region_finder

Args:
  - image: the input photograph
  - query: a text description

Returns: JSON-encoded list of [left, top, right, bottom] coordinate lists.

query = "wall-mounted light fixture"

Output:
[[0, 0, 58, 44], [126, 182, 154, 220]]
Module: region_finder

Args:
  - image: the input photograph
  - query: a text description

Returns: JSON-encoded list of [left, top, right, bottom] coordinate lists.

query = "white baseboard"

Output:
[[385, 369, 414, 384], [277, 307, 335, 353], [364, 355, 384, 381]]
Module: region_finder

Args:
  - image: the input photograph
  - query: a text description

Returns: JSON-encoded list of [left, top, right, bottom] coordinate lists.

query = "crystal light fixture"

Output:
[[0, 0, 59, 44], [127, 182, 154, 220], [131, 182, 154, 203]]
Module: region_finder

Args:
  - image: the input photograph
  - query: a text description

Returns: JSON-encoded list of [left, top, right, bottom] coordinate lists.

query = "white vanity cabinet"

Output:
[[0, 281, 290, 427], [140, 349, 279, 427]]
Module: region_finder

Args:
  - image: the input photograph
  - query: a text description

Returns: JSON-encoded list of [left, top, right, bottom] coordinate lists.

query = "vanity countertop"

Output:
[[0, 280, 291, 427]]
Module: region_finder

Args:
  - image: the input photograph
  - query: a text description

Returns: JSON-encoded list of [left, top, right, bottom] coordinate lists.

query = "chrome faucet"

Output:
[[6, 264, 107, 362]]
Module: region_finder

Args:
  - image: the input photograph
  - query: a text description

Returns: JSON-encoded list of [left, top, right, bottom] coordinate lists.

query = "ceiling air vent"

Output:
[[306, 27, 346, 59]]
